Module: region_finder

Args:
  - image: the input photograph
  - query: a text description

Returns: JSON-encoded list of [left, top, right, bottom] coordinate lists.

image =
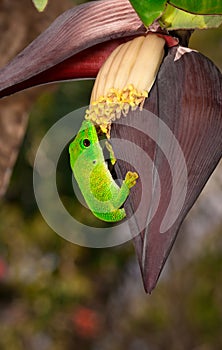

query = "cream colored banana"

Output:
[[128, 35, 165, 92], [104, 40, 132, 93], [90, 43, 123, 103], [112, 37, 144, 91], [86, 34, 165, 136]]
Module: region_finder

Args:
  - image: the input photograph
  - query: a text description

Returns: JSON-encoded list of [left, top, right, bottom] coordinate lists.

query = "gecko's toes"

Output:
[[125, 171, 139, 189]]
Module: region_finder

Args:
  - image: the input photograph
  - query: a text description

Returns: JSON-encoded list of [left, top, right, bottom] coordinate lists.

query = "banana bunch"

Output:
[[85, 34, 165, 135]]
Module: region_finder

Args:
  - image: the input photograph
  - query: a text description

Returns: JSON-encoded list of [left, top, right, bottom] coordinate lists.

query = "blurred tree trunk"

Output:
[[0, 0, 73, 197]]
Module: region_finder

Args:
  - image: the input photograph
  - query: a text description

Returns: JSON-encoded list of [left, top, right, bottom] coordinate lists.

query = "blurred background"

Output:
[[0, 1, 222, 349]]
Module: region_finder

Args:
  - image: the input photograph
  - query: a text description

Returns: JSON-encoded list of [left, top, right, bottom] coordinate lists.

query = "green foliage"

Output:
[[129, 0, 222, 29], [170, 0, 222, 14], [160, 4, 222, 29], [32, 0, 49, 12], [130, 0, 167, 28]]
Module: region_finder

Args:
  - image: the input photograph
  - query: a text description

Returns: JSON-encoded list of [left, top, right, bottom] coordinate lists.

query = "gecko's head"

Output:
[[69, 120, 100, 170]]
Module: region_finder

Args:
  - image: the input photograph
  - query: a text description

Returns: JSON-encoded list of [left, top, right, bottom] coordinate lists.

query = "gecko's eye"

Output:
[[82, 138, 90, 148]]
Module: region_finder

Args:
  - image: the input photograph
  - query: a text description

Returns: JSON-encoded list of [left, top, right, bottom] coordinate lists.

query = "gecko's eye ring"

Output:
[[82, 138, 90, 147]]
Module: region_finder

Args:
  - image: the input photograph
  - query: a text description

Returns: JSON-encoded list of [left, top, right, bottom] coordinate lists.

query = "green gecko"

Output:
[[69, 120, 138, 222]]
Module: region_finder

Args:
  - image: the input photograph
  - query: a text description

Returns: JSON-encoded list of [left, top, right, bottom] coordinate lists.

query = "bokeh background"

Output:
[[0, 1, 222, 349]]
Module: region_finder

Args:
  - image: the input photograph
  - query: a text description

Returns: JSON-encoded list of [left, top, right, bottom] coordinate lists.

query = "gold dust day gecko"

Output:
[[69, 120, 138, 222]]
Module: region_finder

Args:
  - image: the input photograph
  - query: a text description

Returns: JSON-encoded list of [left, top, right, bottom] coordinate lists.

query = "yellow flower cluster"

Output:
[[85, 84, 148, 134], [85, 34, 165, 136]]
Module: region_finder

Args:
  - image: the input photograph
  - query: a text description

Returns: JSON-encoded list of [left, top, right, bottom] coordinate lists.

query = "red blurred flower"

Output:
[[0, 257, 7, 280], [71, 306, 102, 338]]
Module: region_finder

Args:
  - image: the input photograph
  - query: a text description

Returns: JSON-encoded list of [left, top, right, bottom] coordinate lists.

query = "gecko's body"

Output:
[[69, 120, 138, 222]]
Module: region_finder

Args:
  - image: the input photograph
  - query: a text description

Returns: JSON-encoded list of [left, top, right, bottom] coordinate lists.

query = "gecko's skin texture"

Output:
[[69, 120, 138, 222]]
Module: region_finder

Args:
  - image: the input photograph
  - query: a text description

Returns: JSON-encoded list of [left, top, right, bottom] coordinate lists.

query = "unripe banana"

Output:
[[85, 34, 165, 136], [128, 34, 165, 92]]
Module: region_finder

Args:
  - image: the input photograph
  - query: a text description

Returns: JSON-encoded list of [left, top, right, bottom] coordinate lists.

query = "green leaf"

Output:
[[169, 0, 222, 15], [129, 0, 222, 27], [159, 4, 222, 30], [32, 0, 48, 12], [129, 0, 168, 27]]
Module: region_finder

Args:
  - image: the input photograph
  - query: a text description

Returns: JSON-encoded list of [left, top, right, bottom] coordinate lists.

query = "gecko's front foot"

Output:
[[124, 171, 139, 189]]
